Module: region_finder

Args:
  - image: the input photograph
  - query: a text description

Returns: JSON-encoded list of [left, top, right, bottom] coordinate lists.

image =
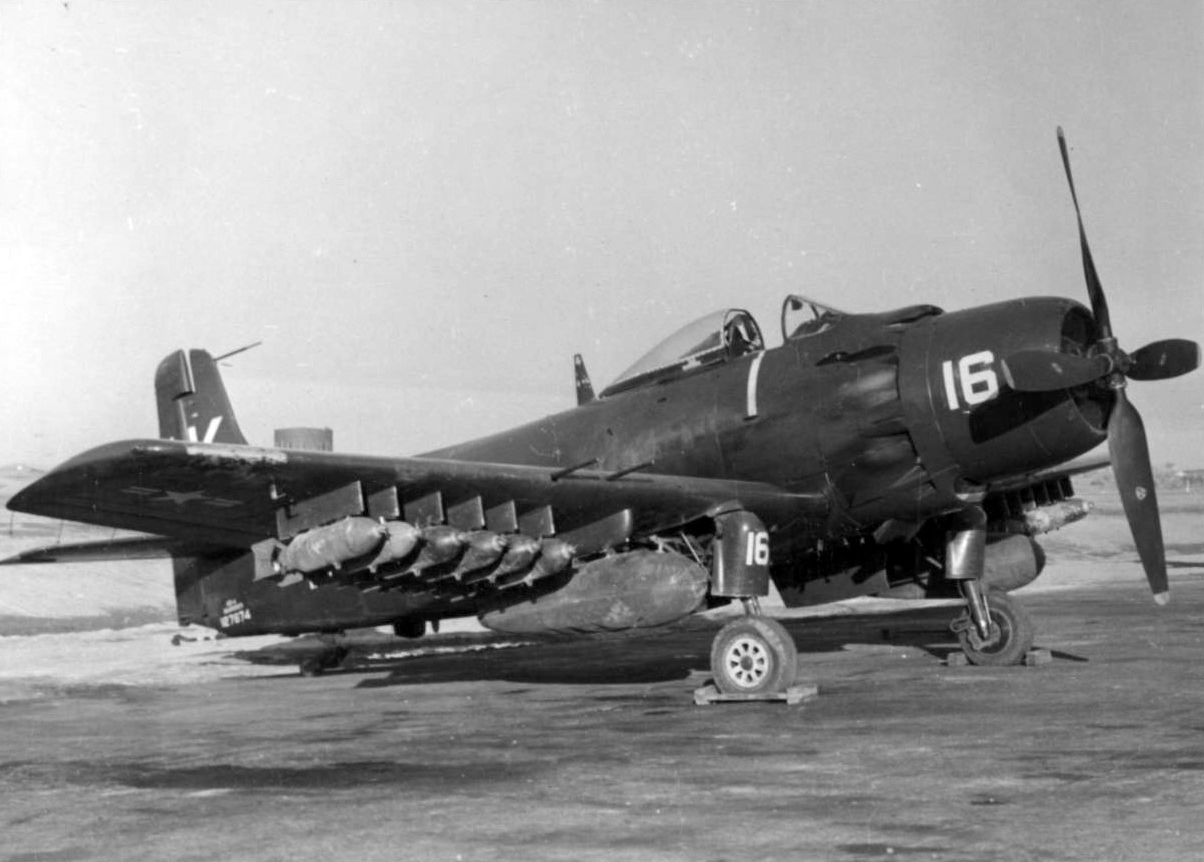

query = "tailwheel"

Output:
[[299, 645, 350, 677], [710, 617, 799, 695], [952, 590, 1035, 667]]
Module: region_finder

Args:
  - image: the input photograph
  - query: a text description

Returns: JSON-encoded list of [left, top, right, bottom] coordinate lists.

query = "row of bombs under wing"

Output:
[[249, 481, 714, 635]]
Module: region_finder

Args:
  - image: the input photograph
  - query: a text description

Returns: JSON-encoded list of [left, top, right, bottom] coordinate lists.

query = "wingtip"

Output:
[[1153, 591, 1170, 607]]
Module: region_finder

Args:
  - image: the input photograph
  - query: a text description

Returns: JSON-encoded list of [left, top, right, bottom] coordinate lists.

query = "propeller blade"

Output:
[[1127, 338, 1202, 381], [1001, 349, 1111, 392], [1107, 387, 1169, 603], [1057, 127, 1113, 339]]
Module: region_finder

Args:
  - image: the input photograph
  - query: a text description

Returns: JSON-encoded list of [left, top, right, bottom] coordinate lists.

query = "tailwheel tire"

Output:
[[953, 590, 1035, 667], [299, 656, 326, 677], [710, 617, 799, 695], [299, 646, 350, 677]]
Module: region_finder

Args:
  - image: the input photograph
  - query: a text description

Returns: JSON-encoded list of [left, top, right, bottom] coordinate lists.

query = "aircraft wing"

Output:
[[6, 439, 824, 551]]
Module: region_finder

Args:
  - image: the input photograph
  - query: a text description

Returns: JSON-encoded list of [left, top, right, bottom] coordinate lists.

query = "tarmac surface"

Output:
[[4, 573, 1204, 862]]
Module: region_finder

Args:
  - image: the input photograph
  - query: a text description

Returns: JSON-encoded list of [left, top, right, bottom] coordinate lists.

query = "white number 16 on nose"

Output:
[[942, 351, 999, 410], [745, 531, 770, 567]]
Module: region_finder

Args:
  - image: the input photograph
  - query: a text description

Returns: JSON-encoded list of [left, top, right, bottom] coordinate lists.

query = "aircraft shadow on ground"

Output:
[[237, 605, 989, 688]]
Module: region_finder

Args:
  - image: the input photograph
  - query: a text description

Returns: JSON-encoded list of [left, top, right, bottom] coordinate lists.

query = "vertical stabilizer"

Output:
[[155, 349, 248, 444]]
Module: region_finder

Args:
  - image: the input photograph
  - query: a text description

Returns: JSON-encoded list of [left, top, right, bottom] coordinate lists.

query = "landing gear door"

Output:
[[711, 509, 771, 598]]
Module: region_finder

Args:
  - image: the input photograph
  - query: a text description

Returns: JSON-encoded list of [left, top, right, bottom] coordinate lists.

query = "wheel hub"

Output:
[[724, 635, 771, 688], [965, 620, 1004, 652]]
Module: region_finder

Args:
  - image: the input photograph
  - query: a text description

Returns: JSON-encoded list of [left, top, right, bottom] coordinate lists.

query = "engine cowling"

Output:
[[897, 297, 1107, 488]]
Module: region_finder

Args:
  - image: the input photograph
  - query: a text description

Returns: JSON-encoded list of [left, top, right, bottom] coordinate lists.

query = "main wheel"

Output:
[[953, 590, 1035, 667], [710, 617, 799, 695]]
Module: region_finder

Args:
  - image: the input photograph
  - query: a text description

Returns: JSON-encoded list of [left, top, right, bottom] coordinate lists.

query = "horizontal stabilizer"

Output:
[[0, 535, 214, 565]]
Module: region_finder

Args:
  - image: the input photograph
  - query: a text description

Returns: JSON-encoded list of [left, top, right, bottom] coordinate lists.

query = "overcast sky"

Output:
[[1, 1, 1201, 467]]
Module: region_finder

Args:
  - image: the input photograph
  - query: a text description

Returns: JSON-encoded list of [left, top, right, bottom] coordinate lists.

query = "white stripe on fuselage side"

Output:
[[745, 352, 765, 419]]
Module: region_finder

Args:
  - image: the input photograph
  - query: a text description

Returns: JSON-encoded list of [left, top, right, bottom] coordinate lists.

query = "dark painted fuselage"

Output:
[[428, 296, 1106, 534], [185, 295, 1109, 636]]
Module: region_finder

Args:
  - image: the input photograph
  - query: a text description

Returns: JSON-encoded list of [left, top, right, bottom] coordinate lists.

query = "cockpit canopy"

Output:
[[601, 308, 765, 397], [780, 294, 847, 341], [599, 295, 864, 397]]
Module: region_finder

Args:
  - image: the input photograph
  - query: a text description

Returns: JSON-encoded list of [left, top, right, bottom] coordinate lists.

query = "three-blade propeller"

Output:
[[1001, 128, 1200, 604]]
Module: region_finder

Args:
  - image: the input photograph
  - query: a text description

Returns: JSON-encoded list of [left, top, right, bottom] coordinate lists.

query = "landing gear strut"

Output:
[[950, 589, 1035, 666], [704, 508, 800, 698], [944, 504, 1036, 666]]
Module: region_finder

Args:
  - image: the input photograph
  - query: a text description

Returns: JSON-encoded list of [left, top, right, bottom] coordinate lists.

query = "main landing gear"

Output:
[[945, 506, 1036, 667], [700, 509, 805, 701], [950, 587, 1036, 667]]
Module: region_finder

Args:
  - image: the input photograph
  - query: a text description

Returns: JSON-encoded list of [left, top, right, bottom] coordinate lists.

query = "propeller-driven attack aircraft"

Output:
[[6, 130, 1199, 694]]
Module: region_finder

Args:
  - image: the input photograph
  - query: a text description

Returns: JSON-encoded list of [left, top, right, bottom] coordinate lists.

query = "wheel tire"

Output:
[[710, 617, 799, 695], [299, 656, 326, 677], [299, 646, 349, 677], [393, 619, 425, 639], [955, 590, 1035, 667]]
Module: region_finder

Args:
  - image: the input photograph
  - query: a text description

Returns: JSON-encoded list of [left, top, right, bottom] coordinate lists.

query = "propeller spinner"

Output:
[[1002, 128, 1200, 604]]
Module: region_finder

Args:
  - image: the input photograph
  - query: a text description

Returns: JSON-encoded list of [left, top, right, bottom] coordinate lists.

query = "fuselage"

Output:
[[175, 295, 1113, 636], [427, 296, 1108, 536]]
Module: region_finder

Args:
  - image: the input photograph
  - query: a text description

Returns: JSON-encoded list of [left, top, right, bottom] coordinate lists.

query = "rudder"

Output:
[[155, 349, 248, 444]]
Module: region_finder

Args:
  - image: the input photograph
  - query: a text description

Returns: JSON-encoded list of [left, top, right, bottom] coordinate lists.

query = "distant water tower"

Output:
[[274, 427, 333, 451]]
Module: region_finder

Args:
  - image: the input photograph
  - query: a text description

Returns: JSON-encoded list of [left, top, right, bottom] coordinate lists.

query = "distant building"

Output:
[[1176, 469, 1204, 493], [274, 428, 334, 451]]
